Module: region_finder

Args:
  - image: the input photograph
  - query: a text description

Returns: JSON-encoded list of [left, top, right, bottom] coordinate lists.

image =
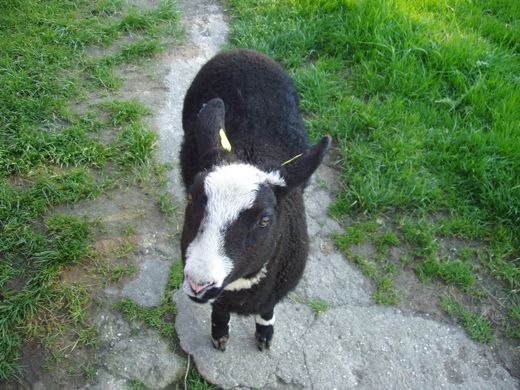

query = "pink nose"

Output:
[[187, 276, 215, 294]]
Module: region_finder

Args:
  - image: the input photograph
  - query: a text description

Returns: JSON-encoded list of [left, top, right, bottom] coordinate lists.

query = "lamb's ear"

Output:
[[194, 98, 231, 159], [279, 135, 332, 190]]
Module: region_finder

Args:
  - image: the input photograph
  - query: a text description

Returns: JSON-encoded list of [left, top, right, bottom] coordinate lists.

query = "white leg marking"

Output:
[[256, 314, 275, 327]]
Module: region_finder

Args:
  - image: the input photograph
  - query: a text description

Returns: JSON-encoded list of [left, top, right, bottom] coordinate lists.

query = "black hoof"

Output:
[[212, 335, 229, 351], [255, 331, 272, 351]]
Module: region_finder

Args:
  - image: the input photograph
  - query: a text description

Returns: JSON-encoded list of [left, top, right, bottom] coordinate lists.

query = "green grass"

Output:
[[113, 123, 158, 167], [93, 260, 137, 284], [114, 298, 177, 339], [334, 224, 400, 305], [228, 0, 519, 255], [0, 214, 96, 379], [158, 191, 177, 217], [307, 298, 329, 315], [114, 260, 183, 340], [104, 99, 151, 126], [440, 295, 494, 344], [185, 367, 218, 390], [0, 0, 180, 381], [373, 275, 399, 306], [167, 260, 185, 291], [127, 378, 146, 390], [416, 257, 475, 287], [228, 0, 519, 343], [83, 363, 96, 382]]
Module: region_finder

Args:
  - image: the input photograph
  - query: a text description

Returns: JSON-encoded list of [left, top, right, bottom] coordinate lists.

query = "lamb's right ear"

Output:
[[194, 98, 230, 159], [279, 135, 332, 190]]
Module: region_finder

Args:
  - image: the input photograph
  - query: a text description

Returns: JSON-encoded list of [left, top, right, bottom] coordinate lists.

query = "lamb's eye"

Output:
[[187, 193, 192, 205], [258, 216, 271, 228]]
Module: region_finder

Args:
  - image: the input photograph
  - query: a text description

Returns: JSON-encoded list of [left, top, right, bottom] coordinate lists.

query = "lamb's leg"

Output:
[[211, 302, 230, 351], [255, 307, 275, 351]]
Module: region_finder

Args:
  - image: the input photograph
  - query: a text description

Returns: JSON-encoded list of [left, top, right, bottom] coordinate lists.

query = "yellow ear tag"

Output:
[[281, 153, 303, 166], [219, 128, 232, 152]]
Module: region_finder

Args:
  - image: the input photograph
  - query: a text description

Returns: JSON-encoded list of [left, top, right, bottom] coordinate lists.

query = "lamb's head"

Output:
[[181, 98, 331, 303]]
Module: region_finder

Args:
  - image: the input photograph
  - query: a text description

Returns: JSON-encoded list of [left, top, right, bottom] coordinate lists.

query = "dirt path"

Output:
[[79, 1, 229, 388]]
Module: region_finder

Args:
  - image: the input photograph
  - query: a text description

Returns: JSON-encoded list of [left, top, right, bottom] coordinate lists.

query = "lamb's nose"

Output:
[[187, 275, 215, 294]]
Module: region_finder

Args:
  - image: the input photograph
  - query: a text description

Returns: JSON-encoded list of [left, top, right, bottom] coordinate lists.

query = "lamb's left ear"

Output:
[[194, 97, 231, 161], [279, 135, 332, 190]]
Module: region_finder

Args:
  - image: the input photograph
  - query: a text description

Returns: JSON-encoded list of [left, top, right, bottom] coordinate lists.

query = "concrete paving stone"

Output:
[[175, 291, 517, 389], [103, 329, 186, 389], [121, 254, 173, 307]]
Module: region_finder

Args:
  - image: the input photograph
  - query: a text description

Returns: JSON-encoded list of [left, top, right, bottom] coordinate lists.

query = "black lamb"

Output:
[[179, 48, 331, 351]]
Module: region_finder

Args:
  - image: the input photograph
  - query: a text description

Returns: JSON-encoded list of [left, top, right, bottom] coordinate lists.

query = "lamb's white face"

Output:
[[182, 163, 285, 301]]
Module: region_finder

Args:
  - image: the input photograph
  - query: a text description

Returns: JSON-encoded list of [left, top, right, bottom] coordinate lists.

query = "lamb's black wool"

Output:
[[180, 49, 330, 351]]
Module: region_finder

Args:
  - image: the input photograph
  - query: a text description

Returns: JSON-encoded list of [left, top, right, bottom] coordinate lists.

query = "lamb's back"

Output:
[[182, 49, 310, 165]]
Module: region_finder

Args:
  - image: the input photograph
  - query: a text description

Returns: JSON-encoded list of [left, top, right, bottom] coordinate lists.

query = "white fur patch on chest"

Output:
[[224, 265, 267, 291]]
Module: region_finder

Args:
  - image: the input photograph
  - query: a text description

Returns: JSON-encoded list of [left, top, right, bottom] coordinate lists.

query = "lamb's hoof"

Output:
[[255, 331, 272, 351], [212, 335, 229, 351]]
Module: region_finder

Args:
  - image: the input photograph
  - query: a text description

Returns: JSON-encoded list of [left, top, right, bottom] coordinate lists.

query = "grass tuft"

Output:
[[158, 192, 177, 217], [104, 99, 151, 126], [113, 123, 157, 167], [416, 257, 475, 288], [307, 299, 329, 315], [440, 295, 494, 344], [114, 298, 176, 339], [167, 261, 184, 292], [127, 378, 146, 390], [185, 367, 218, 390]]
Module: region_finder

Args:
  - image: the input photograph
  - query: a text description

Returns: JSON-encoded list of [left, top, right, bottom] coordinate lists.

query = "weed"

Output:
[[400, 218, 437, 257], [460, 310, 494, 344], [336, 227, 400, 305], [307, 299, 329, 315], [116, 240, 136, 259], [333, 221, 378, 251], [86, 60, 121, 89], [123, 225, 137, 236], [440, 295, 460, 317], [158, 191, 177, 217], [113, 123, 157, 167], [317, 178, 328, 189], [374, 231, 400, 254], [351, 255, 377, 278], [119, 39, 164, 62], [506, 303, 520, 338], [185, 367, 218, 390], [93, 260, 137, 284], [84, 363, 97, 382], [76, 326, 100, 348], [128, 378, 146, 390]]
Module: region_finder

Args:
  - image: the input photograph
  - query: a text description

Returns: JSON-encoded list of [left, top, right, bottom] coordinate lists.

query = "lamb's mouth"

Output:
[[183, 279, 222, 303]]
